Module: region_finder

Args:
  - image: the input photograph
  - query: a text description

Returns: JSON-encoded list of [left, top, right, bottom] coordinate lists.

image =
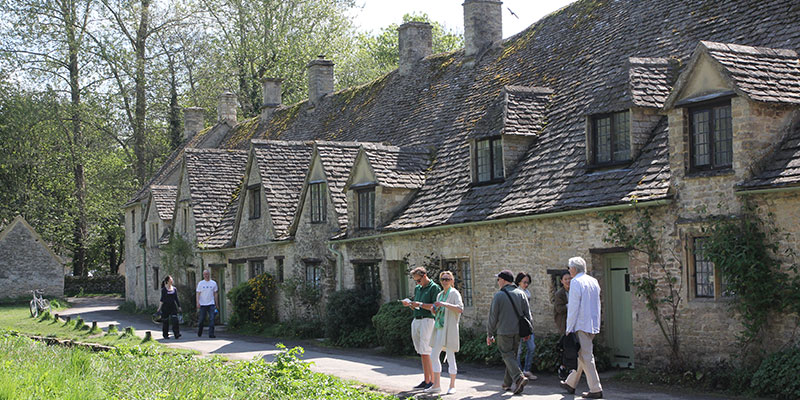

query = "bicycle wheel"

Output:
[[29, 300, 38, 318]]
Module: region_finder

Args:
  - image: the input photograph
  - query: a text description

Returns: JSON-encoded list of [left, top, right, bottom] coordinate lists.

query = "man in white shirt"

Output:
[[561, 257, 603, 399], [196, 269, 219, 338]]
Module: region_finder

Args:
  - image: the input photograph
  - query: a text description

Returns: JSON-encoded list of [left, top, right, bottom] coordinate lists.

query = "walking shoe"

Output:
[[446, 387, 457, 395], [424, 386, 441, 393], [559, 381, 575, 394], [413, 381, 428, 389], [175, 334, 181, 339], [501, 385, 511, 392], [523, 371, 537, 380], [209, 335, 216, 338], [425, 382, 433, 390], [582, 391, 603, 399], [512, 376, 528, 395]]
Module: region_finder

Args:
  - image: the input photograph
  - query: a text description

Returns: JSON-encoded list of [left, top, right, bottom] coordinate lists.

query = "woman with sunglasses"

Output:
[[427, 270, 463, 395]]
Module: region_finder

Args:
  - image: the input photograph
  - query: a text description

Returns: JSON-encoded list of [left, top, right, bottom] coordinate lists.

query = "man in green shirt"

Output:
[[402, 267, 441, 390]]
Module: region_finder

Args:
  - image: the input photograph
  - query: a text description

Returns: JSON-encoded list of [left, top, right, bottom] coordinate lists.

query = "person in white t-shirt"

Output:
[[196, 269, 219, 338]]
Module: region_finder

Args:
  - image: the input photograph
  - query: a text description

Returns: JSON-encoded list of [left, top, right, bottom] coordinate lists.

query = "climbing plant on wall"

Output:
[[160, 233, 194, 276], [603, 206, 683, 366]]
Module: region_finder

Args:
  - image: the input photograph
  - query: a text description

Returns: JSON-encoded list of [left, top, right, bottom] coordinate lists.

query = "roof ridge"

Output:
[[700, 40, 799, 57]]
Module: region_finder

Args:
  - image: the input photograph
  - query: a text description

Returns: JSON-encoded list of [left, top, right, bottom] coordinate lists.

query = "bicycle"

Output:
[[29, 289, 50, 318]]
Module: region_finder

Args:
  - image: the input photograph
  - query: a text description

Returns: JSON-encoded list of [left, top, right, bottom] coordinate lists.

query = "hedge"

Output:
[[64, 275, 124, 295]]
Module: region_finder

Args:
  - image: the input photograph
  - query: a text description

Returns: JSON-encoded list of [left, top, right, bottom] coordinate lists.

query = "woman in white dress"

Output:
[[427, 270, 463, 395]]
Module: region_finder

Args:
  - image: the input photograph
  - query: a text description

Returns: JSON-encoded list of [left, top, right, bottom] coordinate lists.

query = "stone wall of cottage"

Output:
[[236, 162, 275, 247], [630, 107, 663, 159], [124, 204, 144, 304], [0, 220, 64, 299]]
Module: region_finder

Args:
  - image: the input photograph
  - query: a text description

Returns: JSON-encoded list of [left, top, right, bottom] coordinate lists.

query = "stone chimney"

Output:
[[463, 0, 503, 57], [183, 107, 205, 141], [260, 78, 282, 122], [217, 90, 238, 123], [307, 56, 334, 106], [398, 21, 433, 76]]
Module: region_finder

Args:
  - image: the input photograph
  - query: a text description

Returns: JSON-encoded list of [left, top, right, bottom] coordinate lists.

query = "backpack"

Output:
[[502, 288, 533, 338]]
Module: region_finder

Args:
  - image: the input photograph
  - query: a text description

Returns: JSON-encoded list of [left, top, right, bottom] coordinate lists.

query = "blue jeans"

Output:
[[517, 332, 536, 372], [198, 304, 216, 337]]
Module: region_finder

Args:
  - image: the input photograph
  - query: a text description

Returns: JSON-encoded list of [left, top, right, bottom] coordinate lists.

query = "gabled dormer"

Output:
[[232, 140, 313, 247], [664, 41, 800, 182], [145, 185, 176, 248], [343, 143, 431, 234], [289, 142, 361, 240], [470, 86, 552, 184], [585, 57, 677, 168]]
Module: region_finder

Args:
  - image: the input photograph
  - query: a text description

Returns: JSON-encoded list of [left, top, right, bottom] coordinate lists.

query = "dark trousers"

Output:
[[198, 304, 216, 337], [497, 334, 523, 387], [162, 314, 180, 338]]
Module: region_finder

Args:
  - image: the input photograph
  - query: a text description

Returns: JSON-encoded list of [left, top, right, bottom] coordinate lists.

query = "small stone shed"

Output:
[[0, 216, 64, 299]]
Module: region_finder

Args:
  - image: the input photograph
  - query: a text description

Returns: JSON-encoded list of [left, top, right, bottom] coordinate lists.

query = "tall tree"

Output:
[[0, 0, 95, 276]]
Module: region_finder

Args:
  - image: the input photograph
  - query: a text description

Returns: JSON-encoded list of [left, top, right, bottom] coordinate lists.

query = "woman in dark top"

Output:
[[158, 275, 182, 339], [554, 271, 571, 334]]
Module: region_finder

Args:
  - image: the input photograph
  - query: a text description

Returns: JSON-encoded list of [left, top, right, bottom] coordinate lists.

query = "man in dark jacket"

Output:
[[487, 269, 531, 395]]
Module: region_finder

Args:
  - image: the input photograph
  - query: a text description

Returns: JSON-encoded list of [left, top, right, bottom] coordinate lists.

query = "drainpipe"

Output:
[[141, 243, 148, 308], [327, 243, 344, 291]]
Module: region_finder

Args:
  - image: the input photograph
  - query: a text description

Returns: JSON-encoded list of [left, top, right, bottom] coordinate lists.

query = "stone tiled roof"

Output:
[[503, 86, 553, 136], [739, 119, 800, 190], [200, 186, 240, 249], [699, 41, 800, 105], [184, 148, 248, 244], [629, 58, 675, 109], [357, 143, 431, 190], [140, 0, 800, 235], [252, 140, 314, 237], [314, 142, 362, 231], [150, 185, 177, 221]]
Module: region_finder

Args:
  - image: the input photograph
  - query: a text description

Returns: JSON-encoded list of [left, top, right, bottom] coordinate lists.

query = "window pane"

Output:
[[310, 183, 326, 222], [713, 105, 732, 166], [692, 110, 711, 167], [596, 116, 611, 163], [612, 112, 630, 161], [462, 260, 473, 307], [476, 139, 490, 182], [358, 190, 375, 228], [694, 238, 715, 298], [250, 188, 260, 218], [492, 139, 504, 179]]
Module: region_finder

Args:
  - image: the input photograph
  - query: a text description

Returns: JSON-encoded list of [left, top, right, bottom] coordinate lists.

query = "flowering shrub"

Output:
[[227, 273, 278, 328]]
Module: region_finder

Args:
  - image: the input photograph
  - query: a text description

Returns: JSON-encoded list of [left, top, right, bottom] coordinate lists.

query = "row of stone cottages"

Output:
[[124, 0, 800, 366]]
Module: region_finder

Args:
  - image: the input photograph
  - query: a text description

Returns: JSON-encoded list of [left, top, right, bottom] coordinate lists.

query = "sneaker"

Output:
[[424, 386, 441, 393], [425, 382, 434, 390], [523, 371, 537, 380], [446, 388, 457, 395], [413, 381, 428, 389], [513, 376, 528, 395]]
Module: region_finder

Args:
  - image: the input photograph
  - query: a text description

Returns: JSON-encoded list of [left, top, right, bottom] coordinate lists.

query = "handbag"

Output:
[[502, 288, 533, 338]]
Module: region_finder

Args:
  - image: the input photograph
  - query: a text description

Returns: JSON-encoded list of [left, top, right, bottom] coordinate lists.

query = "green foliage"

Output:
[[702, 202, 794, 347], [457, 329, 502, 365], [371, 301, 415, 355], [118, 301, 157, 316], [325, 289, 380, 347], [0, 334, 396, 400], [227, 273, 278, 329], [160, 234, 195, 277], [280, 276, 323, 318], [751, 346, 800, 399], [603, 207, 682, 365]]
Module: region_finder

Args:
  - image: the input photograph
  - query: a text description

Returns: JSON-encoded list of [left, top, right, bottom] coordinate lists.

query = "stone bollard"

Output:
[[65, 316, 71, 323], [91, 321, 98, 331], [54, 314, 59, 321], [144, 331, 152, 342]]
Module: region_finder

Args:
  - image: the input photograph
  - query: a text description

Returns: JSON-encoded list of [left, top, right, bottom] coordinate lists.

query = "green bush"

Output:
[[751, 347, 800, 399], [458, 329, 502, 365], [372, 301, 414, 355], [227, 273, 278, 329], [325, 289, 380, 347]]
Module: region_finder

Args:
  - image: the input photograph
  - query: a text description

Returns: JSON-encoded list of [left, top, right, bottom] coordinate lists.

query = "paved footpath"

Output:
[[60, 297, 733, 400]]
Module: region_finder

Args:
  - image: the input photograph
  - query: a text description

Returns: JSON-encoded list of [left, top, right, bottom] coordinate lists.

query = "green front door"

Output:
[[606, 253, 634, 368]]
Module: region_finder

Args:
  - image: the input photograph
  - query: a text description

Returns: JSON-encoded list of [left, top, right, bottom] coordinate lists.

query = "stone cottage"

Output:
[[0, 216, 64, 298], [124, 0, 800, 366]]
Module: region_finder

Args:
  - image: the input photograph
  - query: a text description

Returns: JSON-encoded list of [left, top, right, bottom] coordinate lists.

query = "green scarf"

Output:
[[434, 287, 451, 329]]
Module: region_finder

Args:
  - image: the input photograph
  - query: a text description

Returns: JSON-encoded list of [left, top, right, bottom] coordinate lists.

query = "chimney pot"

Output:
[[260, 78, 282, 122], [398, 22, 433, 76], [463, 0, 503, 58], [217, 90, 238, 123], [307, 56, 334, 106], [183, 107, 205, 141]]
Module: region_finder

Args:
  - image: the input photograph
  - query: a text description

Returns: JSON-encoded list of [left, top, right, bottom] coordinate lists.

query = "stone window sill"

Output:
[[685, 168, 734, 179]]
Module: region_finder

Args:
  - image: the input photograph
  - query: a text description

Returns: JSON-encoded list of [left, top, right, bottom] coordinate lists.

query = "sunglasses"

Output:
[[440, 277, 452, 281]]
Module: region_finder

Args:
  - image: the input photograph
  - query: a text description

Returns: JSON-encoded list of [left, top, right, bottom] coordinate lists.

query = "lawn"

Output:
[[0, 332, 400, 400], [0, 303, 165, 349]]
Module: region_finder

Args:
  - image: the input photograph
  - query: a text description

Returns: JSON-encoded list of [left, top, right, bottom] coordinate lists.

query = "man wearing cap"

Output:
[[487, 269, 531, 395], [560, 256, 603, 399], [403, 267, 441, 390]]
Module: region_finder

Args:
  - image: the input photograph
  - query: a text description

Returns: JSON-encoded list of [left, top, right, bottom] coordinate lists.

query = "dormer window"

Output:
[[248, 185, 261, 219], [310, 182, 326, 223], [475, 137, 503, 183], [689, 101, 732, 171], [357, 188, 375, 229], [591, 111, 630, 165]]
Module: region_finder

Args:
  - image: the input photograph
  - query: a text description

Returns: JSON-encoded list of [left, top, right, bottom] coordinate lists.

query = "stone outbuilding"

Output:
[[0, 216, 64, 299]]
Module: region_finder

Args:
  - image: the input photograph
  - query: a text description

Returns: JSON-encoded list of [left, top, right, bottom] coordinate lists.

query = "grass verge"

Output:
[[0, 332, 400, 400]]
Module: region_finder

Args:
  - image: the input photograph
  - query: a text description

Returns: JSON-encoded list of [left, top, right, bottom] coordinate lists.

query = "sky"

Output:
[[349, 0, 577, 38]]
